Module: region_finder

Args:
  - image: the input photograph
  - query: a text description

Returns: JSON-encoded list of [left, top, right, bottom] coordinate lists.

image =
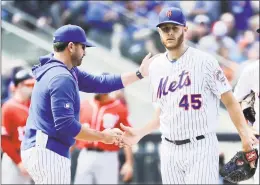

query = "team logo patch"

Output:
[[166, 10, 172, 18], [64, 103, 71, 109], [214, 69, 226, 84]]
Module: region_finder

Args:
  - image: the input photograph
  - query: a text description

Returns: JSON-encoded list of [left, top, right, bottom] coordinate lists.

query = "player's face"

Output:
[[71, 43, 86, 67], [158, 23, 187, 50], [17, 82, 34, 99]]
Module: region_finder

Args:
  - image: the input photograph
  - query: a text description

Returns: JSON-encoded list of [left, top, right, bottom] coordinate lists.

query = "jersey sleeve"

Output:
[[204, 58, 232, 99], [233, 66, 253, 102], [1, 104, 13, 136], [75, 68, 123, 93], [48, 75, 82, 137], [1, 104, 22, 165], [1, 136, 22, 165]]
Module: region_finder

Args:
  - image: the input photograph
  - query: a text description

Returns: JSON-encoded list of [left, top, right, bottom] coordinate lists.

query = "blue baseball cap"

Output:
[[156, 7, 186, 27], [53, 24, 94, 47]]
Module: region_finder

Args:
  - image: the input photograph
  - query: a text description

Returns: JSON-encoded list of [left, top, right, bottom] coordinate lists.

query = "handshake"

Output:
[[100, 123, 142, 147]]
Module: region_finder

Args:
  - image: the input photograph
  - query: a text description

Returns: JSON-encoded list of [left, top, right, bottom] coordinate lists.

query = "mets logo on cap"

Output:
[[166, 10, 172, 18]]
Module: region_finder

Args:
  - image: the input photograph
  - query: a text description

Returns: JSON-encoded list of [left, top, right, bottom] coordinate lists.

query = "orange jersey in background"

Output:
[[1, 98, 30, 164], [77, 98, 131, 151]]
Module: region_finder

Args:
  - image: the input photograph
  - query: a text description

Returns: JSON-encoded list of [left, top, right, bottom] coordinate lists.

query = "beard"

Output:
[[161, 31, 184, 50], [71, 54, 83, 67]]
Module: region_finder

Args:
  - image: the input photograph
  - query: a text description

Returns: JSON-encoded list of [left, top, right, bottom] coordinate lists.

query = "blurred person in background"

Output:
[[190, 14, 211, 44], [11, 0, 52, 29], [182, 1, 221, 23], [1, 69, 35, 184], [1, 66, 24, 106], [111, 89, 128, 106], [85, 1, 119, 49], [74, 84, 133, 184], [248, 14, 260, 40], [1, 1, 12, 22], [228, 1, 253, 34], [58, 1, 89, 29], [117, 1, 146, 61], [134, 1, 149, 17], [246, 41, 259, 61], [198, 20, 243, 63], [146, 1, 164, 28], [198, 20, 240, 82], [233, 29, 259, 185], [220, 13, 237, 40], [237, 31, 259, 63]]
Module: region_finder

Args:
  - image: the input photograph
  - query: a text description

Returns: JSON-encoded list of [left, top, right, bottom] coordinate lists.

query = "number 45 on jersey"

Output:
[[179, 94, 202, 110]]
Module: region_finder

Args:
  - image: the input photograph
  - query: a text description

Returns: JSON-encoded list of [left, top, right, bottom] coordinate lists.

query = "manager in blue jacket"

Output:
[[21, 24, 154, 184]]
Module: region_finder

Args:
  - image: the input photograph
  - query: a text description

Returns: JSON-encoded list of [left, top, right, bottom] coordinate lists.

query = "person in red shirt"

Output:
[[1, 68, 35, 184], [74, 87, 134, 184]]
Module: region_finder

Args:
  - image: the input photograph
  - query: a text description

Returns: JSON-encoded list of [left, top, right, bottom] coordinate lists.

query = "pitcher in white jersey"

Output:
[[234, 59, 259, 184], [119, 7, 259, 184]]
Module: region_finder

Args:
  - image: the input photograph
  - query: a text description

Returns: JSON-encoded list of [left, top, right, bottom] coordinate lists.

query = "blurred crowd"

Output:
[[2, 0, 259, 108], [2, 1, 259, 68]]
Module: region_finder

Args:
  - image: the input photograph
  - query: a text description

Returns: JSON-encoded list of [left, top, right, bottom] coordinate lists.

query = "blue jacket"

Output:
[[21, 53, 123, 158]]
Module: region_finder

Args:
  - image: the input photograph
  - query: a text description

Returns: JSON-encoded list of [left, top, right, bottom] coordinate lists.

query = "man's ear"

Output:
[[67, 42, 74, 52], [184, 26, 188, 32]]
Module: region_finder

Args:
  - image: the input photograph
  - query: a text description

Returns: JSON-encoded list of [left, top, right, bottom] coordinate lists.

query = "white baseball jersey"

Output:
[[233, 61, 259, 185], [234, 61, 259, 132], [149, 47, 232, 184], [149, 47, 232, 140]]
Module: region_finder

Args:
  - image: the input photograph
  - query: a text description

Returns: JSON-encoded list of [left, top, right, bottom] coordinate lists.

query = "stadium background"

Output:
[[1, 1, 259, 184]]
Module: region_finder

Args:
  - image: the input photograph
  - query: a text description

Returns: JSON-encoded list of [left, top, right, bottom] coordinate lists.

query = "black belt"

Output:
[[165, 135, 205, 145], [86, 147, 105, 152]]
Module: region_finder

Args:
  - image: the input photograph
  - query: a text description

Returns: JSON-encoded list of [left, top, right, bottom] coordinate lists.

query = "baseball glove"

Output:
[[220, 149, 258, 183]]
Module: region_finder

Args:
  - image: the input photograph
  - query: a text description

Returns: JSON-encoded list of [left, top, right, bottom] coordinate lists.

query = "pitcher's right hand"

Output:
[[101, 128, 123, 145]]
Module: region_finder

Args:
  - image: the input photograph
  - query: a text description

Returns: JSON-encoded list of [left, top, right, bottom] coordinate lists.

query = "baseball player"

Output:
[[120, 7, 259, 184], [234, 28, 259, 184], [20, 24, 153, 184], [1, 69, 35, 184], [74, 86, 133, 184]]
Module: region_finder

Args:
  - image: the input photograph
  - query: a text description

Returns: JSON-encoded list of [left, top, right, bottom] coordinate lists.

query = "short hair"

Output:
[[53, 42, 69, 52]]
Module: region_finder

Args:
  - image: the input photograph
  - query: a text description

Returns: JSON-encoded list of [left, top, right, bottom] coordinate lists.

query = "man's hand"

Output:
[[139, 53, 160, 77], [18, 162, 29, 177], [120, 162, 133, 182], [241, 126, 259, 168], [101, 128, 123, 145], [120, 123, 143, 147]]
